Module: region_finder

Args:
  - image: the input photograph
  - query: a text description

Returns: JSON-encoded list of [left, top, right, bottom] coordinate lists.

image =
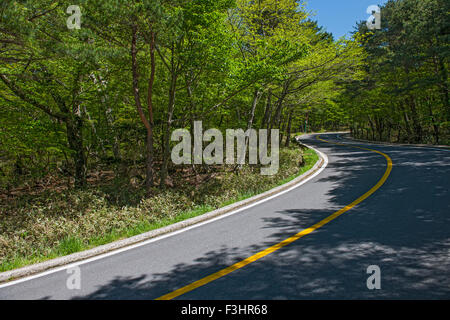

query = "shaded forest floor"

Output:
[[0, 146, 318, 272]]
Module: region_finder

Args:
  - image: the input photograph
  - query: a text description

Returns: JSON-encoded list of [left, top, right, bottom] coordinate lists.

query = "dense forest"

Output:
[[0, 0, 448, 193], [345, 0, 449, 145], [0, 0, 361, 193]]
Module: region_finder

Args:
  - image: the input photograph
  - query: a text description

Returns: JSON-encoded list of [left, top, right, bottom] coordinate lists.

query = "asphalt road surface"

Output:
[[1, 133, 449, 299]]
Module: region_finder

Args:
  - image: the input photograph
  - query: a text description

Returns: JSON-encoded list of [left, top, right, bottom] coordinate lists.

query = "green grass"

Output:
[[0, 147, 319, 272]]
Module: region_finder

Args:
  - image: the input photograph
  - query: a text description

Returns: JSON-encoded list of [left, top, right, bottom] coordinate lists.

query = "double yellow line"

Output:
[[156, 135, 393, 300]]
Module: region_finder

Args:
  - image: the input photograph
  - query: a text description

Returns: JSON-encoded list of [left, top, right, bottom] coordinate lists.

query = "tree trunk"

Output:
[[401, 103, 412, 142], [261, 89, 272, 129], [427, 97, 440, 144], [160, 69, 178, 188], [271, 80, 289, 130], [408, 96, 422, 143], [66, 117, 86, 189], [131, 24, 155, 192], [105, 106, 121, 161], [375, 116, 383, 141], [247, 89, 262, 130], [145, 31, 156, 189], [279, 113, 287, 145], [434, 55, 450, 121], [285, 109, 294, 147]]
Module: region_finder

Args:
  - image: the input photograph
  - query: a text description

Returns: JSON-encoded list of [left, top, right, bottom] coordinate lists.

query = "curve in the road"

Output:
[[156, 135, 393, 300], [0, 138, 327, 288]]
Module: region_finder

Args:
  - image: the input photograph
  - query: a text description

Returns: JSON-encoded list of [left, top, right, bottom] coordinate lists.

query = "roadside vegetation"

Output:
[[0, 146, 317, 272], [0, 0, 447, 271], [0, 0, 355, 271]]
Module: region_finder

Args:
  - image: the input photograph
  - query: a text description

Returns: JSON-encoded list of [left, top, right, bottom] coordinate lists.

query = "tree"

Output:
[[0, 0, 102, 188]]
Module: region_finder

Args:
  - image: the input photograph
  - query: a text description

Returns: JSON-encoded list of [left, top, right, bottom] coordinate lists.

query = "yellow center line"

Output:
[[156, 135, 393, 300]]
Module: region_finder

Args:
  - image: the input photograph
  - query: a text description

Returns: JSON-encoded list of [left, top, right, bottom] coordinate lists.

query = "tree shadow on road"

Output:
[[73, 137, 450, 300]]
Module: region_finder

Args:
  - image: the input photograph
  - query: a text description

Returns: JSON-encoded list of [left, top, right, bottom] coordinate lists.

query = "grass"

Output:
[[0, 147, 319, 272]]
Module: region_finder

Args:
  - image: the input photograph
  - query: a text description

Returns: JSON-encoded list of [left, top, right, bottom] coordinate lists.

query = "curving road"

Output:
[[0, 133, 449, 299]]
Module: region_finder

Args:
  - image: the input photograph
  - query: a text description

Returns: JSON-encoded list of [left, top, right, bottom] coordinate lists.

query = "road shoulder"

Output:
[[0, 143, 327, 285]]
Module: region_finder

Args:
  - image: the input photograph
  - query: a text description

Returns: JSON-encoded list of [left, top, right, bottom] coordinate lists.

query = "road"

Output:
[[1, 133, 449, 299]]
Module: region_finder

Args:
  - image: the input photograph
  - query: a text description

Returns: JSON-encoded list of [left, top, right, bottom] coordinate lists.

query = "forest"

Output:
[[0, 0, 366, 193], [0, 0, 448, 270], [2, 0, 447, 193], [346, 0, 449, 145]]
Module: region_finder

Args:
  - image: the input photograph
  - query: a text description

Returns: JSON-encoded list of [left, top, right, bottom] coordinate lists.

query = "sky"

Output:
[[304, 0, 389, 39]]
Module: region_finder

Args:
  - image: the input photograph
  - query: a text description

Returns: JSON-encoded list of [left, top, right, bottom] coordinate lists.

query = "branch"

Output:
[[28, 2, 61, 21], [131, 24, 151, 132], [155, 44, 170, 71], [0, 74, 67, 121]]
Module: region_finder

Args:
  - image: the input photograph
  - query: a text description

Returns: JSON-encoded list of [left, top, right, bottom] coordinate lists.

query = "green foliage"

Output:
[[1, 0, 355, 189], [0, 147, 317, 271], [339, 0, 449, 144], [0, 0, 398, 269]]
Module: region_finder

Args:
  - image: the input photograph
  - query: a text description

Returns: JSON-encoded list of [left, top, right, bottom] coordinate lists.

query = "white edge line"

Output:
[[0, 140, 328, 289]]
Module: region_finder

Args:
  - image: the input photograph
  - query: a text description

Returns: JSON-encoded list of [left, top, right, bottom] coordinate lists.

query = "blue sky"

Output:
[[304, 0, 389, 39]]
